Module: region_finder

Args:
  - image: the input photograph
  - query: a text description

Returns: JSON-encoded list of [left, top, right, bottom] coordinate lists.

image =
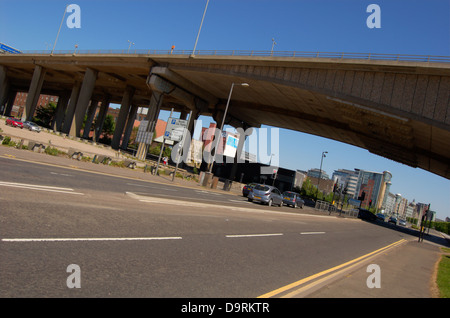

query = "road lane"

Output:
[[0, 156, 419, 297]]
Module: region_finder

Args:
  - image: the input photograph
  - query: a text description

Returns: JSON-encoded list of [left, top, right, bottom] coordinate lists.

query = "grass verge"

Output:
[[437, 247, 450, 298]]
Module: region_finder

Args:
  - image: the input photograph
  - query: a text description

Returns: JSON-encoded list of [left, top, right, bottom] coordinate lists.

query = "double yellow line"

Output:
[[258, 239, 407, 298]]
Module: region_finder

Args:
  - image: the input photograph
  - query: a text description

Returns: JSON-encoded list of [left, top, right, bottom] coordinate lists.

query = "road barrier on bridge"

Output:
[[7, 50, 450, 63]]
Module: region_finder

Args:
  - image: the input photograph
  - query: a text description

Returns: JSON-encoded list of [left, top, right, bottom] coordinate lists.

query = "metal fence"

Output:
[[315, 200, 335, 212], [314, 200, 361, 218], [5, 49, 450, 63]]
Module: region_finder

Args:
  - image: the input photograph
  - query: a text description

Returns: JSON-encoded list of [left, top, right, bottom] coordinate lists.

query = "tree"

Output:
[[102, 114, 115, 136], [33, 102, 57, 128]]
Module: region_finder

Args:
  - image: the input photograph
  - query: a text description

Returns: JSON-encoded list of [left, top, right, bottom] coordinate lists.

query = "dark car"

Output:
[[376, 213, 386, 221], [242, 183, 258, 197], [248, 184, 283, 207], [6, 117, 23, 128], [388, 216, 398, 225], [303, 197, 316, 207], [282, 191, 304, 208], [358, 208, 377, 221]]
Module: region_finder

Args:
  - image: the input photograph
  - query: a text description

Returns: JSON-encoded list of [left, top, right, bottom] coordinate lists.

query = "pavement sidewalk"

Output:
[[302, 238, 447, 298]]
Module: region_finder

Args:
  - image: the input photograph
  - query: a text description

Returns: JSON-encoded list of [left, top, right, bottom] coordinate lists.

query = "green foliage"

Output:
[[1, 136, 16, 147], [110, 161, 125, 168], [437, 252, 450, 298], [34, 102, 57, 128], [299, 178, 316, 198], [434, 222, 450, 235], [406, 218, 449, 235], [149, 144, 172, 158], [102, 114, 115, 136], [44, 146, 60, 156]]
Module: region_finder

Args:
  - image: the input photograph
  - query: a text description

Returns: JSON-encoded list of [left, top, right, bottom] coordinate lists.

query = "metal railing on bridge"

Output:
[[7, 49, 450, 63]]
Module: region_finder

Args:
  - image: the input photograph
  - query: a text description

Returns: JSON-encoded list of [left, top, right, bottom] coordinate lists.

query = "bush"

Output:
[[2, 136, 11, 145], [434, 222, 450, 235], [1, 136, 16, 147], [110, 161, 125, 168], [44, 146, 60, 156]]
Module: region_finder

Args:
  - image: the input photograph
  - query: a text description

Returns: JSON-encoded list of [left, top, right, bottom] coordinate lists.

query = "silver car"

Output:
[[23, 121, 41, 132], [282, 191, 304, 208], [248, 184, 283, 207]]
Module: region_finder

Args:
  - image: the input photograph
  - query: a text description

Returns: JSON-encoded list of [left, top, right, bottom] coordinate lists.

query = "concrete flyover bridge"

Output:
[[0, 50, 449, 179]]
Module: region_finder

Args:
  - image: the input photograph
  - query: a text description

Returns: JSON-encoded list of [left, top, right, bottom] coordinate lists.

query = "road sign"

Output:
[[164, 117, 188, 142], [135, 120, 152, 144], [0, 43, 22, 54], [348, 198, 361, 206], [223, 133, 239, 158]]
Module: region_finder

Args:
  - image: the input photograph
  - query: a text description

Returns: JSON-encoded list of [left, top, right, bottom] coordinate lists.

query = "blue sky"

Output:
[[1, 0, 449, 219]]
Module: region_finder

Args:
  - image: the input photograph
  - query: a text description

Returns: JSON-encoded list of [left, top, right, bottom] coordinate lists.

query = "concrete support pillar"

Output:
[[135, 92, 163, 160], [93, 95, 110, 142], [82, 99, 99, 139], [0, 66, 9, 111], [229, 126, 253, 182], [180, 111, 188, 120], [121, 104, 138, 150], [62, 82, 81, 134], [112, 86, 135, 149], [22, 65, 46, 121], [187, 108, 200, 137], [52, 92, 70, 131], [3, 90, 16, 117], [69, 68, 98, 137]]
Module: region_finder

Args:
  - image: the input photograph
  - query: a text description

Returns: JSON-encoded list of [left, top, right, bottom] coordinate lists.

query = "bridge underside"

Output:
[[1, 54, 449, 179]]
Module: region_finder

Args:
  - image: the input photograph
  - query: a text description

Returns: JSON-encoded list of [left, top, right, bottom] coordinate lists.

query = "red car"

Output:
[[6, 117, 23, 128]]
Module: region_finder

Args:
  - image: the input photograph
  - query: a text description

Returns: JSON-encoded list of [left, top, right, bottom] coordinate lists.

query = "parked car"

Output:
[[376, 213, 386, 221], [398, 218, 407, 226], [23, 121, 41, 132], [388, 216, 398, 224], [282, 191, 304, 208], [248, 184, 283, 207], [303, 197, 316, 207], [358, 208, 377, 222], [242, 183, 258, 197], [6, 117, 23, 128]]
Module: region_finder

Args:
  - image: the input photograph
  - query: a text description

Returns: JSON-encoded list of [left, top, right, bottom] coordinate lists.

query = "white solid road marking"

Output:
[[125, 192, 333, 218], [228, 199, 252, 203], [126, 183, 177, 191], [195, 190, 223, 195], [226, 233, 284, 238], [1, 237, 182, 242], [0, 181, 84, 195], [300, 232, 326, 235], [2, 233, 328, 242], [50, 172, 72, 177]]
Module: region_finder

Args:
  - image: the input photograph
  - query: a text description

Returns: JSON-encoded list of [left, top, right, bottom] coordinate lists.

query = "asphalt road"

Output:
[[0, 155, 419, 298]]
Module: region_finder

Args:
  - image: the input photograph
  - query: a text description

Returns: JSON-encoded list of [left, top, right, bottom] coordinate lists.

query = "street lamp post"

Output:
[[51, 4, 69, 55], [192, 0, 210, 56], [316, 151, 328, 201], [208, 82, 249, 173], [127, 40, 135, 53], [271, 38, 277, 55]]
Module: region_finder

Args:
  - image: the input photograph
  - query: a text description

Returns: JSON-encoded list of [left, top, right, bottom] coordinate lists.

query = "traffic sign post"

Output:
[[164, 117, 188, 142], [171, 111, 192, 181], [154, 109, 174, 175]]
